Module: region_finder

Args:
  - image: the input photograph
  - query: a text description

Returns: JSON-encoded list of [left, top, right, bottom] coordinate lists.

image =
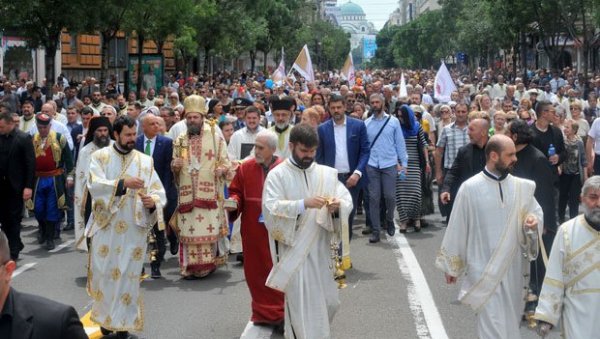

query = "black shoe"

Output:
[[368, 233, 380, 243], [169, 238, 179, 255], [100, 327, 113, 335], [361, 227, 372, 235], [46, 239, 55, 251], [150, 263, 162, 279], [236, 253, 244, 263], [37, 232, 45, 244], [63, 223, 74, 231], [386, 222, 396, 236], [356, 208, 363, 215], [54, 232, 61, 240], [116, 331, 137, 339]]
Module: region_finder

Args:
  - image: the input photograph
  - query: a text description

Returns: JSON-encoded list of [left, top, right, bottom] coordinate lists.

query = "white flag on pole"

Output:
[[434, 62, 456, 103], [291, 44, 315, 82], [272, 48, 286, 85], [341, 53, 355, 86], [399, 73, 408, 98]]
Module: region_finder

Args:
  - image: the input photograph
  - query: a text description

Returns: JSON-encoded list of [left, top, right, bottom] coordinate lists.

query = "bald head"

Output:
[[142, 114, 160, 138], [485, 134, 517, 175]]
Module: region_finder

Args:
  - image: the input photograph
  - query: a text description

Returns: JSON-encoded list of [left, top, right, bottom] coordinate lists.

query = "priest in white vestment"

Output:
[[73, 117, 113, 251], [535, 176, 600, 339], [86, 116, 166, 336], [436, 134, 543, 339], [263, 124, 353, 339], [268, 97, 295, 159]]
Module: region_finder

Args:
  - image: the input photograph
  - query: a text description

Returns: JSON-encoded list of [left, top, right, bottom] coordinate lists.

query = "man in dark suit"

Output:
[[135, 114, 177, 278], [316, 94, 370, 240], [440, 117, 489, 221], [0, 112, 35, 260], [0, 230, 87, 338], [64, 106, 84, 232]]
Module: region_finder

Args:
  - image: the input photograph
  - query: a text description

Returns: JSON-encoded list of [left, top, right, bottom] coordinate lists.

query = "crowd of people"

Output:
[[0, 65, 599, 338]]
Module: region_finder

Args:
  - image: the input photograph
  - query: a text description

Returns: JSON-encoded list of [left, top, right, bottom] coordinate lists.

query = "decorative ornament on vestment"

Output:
[[111, 268, 122, 281], [121, 293, 132, 306], [115, 220, 128, 234], [97, 245, 109, 258], [132, 247, 144, 261], [436, 248, 465, 275]]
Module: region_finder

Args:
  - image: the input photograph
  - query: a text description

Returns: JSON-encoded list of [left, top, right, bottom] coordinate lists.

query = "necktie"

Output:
[[145, 140, 152, 155]]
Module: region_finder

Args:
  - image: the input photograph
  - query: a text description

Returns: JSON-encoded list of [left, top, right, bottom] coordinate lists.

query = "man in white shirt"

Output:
[[227, 106, 264, 161], [28, 103, 74, 151]]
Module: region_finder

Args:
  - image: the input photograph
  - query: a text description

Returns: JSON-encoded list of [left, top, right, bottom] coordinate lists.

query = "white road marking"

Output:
[[387, 231, 449, 339], [49, 239, 75, 253], [240, 321, 274, 339], [12, 262, 36, 278]]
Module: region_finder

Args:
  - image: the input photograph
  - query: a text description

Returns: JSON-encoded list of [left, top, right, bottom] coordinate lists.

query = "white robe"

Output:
[[86, 147, 166, 332], [227, 126, 265, 162], [435, 172, 543, 339], [534, 215, 600, 339], [268, 125, 291, 159], [73, 140, 114, 251], [262, 160, 352, 339]]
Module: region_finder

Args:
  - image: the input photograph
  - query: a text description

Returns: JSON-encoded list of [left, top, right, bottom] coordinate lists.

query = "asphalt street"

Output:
[[12, 201, 562, 339]]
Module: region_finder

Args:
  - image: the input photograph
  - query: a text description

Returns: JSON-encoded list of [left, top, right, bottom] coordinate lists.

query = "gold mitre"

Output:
[[183, 95, 207, 116]]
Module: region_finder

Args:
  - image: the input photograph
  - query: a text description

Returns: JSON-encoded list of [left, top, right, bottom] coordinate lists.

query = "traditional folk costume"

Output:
[[73, 117, 113, 251], [86, 145, 166, 332], [228, 157, 284, 324], [435, 169, 543, 339], [171, 95, 233, 278], [263, 159, 352, 339], [534, 215, 600, 339], [29, 114, 74, 247]]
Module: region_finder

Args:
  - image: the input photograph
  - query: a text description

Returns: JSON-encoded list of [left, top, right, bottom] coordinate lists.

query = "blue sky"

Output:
[[338, 0, 399, 30]]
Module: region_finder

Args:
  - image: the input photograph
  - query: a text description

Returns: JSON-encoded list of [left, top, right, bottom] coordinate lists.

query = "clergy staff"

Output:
[[262, 124, 353, 339], [86, 116, 166, 338], [535, 175, 600, 339], [435, 134, 543, 339], [226, 130, 284, 329]]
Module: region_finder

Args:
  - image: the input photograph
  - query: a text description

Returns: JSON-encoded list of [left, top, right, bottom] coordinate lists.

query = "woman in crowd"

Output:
[[558, 119, 587, 222], [395, 105, 430, 233]]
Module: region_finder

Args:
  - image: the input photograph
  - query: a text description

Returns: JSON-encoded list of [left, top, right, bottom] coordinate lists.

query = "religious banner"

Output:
[[399, 73, 408, 98], [434, 62, 456, 103], [291, 45, 314, 82], [341, 53, 355, 86], [272, 48, 286, 86], [128, 54, 164, 93]]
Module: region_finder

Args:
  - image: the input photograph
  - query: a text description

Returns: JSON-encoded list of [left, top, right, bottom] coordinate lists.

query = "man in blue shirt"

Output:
[[364, 94, 408, 243]]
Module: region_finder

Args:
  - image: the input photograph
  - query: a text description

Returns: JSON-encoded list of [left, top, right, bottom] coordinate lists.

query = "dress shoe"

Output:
[[386, 222, 396, 236], [46, 239, 55, 251], [169, 238, 179, 255], [100, 327, 113, 335], [236, 253, 244, 263], [368, 233, 380, 243], [150, 263, 162, 279], [361, 227, 372, 235], [116, 331, 138, 339]]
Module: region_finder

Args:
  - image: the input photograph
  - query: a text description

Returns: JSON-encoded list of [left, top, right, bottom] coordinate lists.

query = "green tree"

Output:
[[0, 0, 83, 85]]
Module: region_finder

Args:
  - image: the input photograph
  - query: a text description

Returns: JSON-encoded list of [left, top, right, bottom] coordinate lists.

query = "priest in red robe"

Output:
[[226, 129, 284, 327]]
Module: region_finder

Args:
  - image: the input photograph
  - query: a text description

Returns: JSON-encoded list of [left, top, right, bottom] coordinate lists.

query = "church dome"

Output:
[[340, 1, 365, 17]]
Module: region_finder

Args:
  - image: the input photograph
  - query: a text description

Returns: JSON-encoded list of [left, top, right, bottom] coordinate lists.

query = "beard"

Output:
[[495, 160, 514, 176], [582, 204, 600, 224], [93, 135, 110, 147], [275, 122, 289, 130], [187, 122, 202, 136], [292, 150, 314, 169], [118, 140, 135, 152]]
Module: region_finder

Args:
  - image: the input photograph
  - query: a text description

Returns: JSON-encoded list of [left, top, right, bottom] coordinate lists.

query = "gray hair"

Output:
[[369, 93, 385, 103], [582, 176, 600, 196], [102, 105, 117, 115], [255, 129, 278, 150]]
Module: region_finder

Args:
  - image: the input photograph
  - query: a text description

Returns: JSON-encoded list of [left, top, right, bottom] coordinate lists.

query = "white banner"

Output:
[[434, 62, 456, 103]]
